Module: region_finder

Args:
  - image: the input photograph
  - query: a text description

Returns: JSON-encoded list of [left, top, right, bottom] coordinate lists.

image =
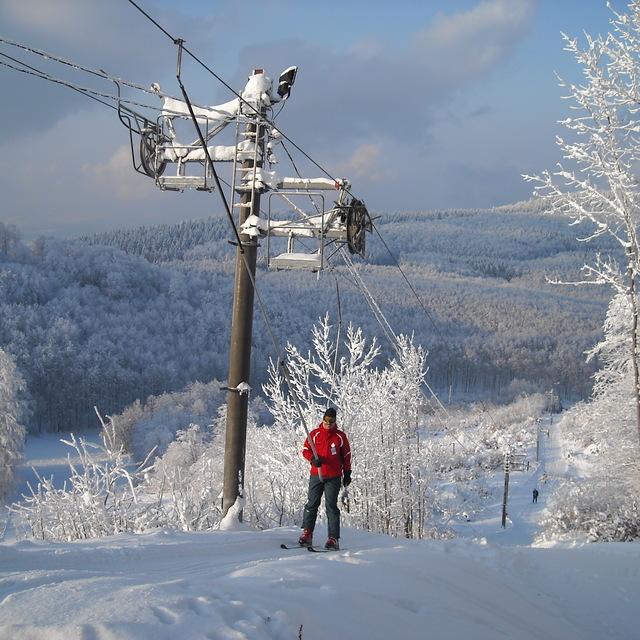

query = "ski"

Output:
[[280, 543, 310, 550], [308, 546, 338, 553]]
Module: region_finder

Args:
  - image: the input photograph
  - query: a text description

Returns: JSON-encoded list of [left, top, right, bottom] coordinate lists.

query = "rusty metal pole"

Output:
[[222, 71, 266, 517]]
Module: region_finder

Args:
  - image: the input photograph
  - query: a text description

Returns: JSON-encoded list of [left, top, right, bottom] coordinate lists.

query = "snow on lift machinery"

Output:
[[117, 66, 372, 272]]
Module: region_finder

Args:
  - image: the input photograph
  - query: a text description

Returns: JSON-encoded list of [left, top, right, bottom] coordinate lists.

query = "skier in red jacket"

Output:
[[299, 407, 352, 550]]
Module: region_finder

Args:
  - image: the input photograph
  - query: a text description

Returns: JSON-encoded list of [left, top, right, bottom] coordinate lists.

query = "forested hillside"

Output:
[[0, 199, 614, 432], [85, 199, 613, 398]]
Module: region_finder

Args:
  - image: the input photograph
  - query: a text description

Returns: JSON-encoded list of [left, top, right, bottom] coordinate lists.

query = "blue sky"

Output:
[[0, 0, 620, 238]]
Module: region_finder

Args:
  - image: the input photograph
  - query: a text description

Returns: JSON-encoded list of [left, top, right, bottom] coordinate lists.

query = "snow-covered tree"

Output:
[[260, 316, 432, 538], [0, 348, 30, 499], [0, 222, 21, 258], [526, 0, 640, 443], [588, 290, 635, 406]]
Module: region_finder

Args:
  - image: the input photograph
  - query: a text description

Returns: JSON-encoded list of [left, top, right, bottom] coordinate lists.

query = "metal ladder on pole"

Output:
[[231, 115, 262, 236]]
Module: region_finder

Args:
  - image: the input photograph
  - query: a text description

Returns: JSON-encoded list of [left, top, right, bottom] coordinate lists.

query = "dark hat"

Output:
[[323, 407, 337, 419]]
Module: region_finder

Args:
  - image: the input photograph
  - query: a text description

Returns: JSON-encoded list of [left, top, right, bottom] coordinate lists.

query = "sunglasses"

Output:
[[323, 417, 336, 423]]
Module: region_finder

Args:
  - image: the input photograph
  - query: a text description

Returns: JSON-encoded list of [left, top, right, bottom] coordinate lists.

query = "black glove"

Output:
[[343, 470, 352, 486], [311, 456, 323, 467]]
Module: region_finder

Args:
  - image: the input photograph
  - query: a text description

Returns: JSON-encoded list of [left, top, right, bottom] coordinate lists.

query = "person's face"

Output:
[[323, 417, 335, 429]]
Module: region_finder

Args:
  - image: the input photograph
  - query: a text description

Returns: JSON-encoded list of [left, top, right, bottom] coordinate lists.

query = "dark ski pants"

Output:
[[302, 475, 342, 539]]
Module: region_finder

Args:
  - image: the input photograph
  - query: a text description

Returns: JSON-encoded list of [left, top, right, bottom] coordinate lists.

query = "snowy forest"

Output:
[[0, 200, 614, 434], [4, 0, 640, 548]]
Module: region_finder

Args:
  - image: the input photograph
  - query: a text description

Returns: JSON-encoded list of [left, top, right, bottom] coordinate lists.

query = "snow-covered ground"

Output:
[[0, 420, 638, 640]]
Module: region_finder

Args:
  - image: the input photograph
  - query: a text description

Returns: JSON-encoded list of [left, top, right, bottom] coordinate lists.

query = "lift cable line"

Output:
[[324, 253, 475, 457], [125, 0, 239, 102], [371, 222, 454, 361], [371, 219, 490, 383], [333, 249, 477, 452], [337, 249, 440, 399], [331, 222, 498, 449], [0, 49, 117, 112], [0, 36, 155, 94], [0, 49, 157, 113], [328, 252, 472, 457], [329, 273, 344, 406], [0, 37, 263, 126]]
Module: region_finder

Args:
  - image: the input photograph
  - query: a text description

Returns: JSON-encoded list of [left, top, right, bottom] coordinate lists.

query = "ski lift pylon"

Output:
[[117, 69, 372, 270]]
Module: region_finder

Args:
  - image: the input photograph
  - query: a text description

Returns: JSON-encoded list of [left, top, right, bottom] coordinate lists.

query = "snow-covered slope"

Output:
[[1, 523, 638, 639], [0, 426, 638, 640]]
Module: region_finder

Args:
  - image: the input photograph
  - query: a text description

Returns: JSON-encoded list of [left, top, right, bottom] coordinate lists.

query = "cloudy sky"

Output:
[[0, 0, 618, 238]]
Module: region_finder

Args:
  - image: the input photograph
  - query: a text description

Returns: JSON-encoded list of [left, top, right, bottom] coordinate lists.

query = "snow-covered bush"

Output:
[[541, 479, 640, 543], [539, 291, 640, 542], [538, 402, 640, 542], [103, 399, 144, 454], [244, 421, 307, 529], [10, 434, 164, 541], [103, 381, 226, 460], [146, 421, 225, 532]]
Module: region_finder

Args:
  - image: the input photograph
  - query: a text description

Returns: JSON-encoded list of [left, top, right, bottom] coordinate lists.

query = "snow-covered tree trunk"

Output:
[[626, 245, 640, 440], [0, 348, 30, 499]]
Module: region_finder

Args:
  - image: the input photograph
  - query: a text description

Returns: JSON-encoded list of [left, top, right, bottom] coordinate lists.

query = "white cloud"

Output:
[[2, 0, 78, 33], [411, 0, 537, 84], [82, 146, 156, 201], [336, 143, 393, 184]]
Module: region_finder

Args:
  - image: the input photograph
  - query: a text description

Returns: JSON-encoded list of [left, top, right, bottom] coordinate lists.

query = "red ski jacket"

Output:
[[303, 423, 352, 478]]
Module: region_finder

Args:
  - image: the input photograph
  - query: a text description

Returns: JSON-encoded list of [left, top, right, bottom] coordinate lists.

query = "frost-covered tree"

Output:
[[0, 348, 30, 499], [100, 380, 226, 461], [261, 316, 432, 538], [588, 290, 635, 407], [526, 0, 640, 443]]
